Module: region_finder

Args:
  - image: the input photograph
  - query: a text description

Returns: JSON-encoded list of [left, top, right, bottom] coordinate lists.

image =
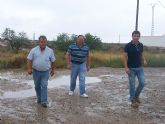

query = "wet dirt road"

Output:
[[0, 68, 165, 124]]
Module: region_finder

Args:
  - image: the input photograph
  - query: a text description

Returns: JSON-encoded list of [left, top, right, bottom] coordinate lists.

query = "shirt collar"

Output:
[[38, 46, 47, 51], [75, 42, 85, 48], [131, 40, 140, 45]]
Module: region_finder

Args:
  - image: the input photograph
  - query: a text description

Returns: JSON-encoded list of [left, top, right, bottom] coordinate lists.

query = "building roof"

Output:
[[141, 35, 165, 47]]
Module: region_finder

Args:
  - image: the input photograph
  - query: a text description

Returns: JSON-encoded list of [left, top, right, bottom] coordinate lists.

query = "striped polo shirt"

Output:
[[68, 42, 89, 64]]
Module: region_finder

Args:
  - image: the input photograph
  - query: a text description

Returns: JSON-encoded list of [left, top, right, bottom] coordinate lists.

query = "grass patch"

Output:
[[90, 51, 124, 68], [0, 50, 165, 70], [145, 53, 165, 67]]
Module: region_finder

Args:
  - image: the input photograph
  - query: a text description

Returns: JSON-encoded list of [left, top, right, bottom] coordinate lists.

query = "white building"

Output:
[[141, 35, 165, 47]]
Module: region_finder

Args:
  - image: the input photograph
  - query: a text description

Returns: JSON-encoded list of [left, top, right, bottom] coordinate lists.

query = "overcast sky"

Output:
[[0, 0, 165, 43]]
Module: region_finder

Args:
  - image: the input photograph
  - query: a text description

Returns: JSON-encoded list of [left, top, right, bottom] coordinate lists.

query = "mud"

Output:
[[0, 68, 165, 124]]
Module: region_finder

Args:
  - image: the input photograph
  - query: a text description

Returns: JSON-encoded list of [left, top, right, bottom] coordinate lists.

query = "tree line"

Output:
[[1, 28, 123, 53]]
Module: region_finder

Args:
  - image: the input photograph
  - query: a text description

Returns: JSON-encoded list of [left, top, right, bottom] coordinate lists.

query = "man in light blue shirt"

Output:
[[27, 35, 55, 107]]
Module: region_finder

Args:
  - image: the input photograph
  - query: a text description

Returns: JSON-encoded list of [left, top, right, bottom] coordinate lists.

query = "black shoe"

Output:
[[131, 99, 139, 108], [135, 97, 141, 103], [41, 103, 48, 108], [37, 100, 41, 104]]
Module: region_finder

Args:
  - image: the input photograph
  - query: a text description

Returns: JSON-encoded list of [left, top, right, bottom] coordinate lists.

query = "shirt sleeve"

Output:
[[124, 44, 128, 53], [141, 43, 143, 52], [27, 49, 34, 61], [50, 50, 56, 62], [67, 45, 72, 54], [87, 46, 90, 56]]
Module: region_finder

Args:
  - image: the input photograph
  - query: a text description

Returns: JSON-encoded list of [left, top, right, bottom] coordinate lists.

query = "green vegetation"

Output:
[[0, 50, 165, 70], [0, 51, 27, 69], [50, 33, 102, 52], [90, 51, 124, 68], [144, 53, 165, 67], [0, 27, 165, 70], [1, 28, 30, 53]]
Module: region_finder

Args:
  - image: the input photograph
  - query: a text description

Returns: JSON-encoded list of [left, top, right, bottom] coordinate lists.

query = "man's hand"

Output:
[[125, 67, 130, 74], [50, 70, 55, 76], [67, 64, 71, 70], [27, 60, 33, 75], [143, 59, 147, 66], [28, 69, 32, 75], [66, 52, 71, 70], [141, 53, 147, 67], [87, 65, 90, 72]]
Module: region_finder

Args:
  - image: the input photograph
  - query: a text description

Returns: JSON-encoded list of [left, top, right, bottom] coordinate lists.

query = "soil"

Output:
[[0, 67, 165, 124]]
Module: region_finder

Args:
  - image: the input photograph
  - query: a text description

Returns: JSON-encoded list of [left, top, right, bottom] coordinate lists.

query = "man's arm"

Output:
[[86, 53, 90, 71], [50, 50, 56, 76], [141, 53, 147, 66], [27, 59, 33, 75], [66, 52, 71, 69], [50, 62, 55, 76], [123, 52, 130, 74]]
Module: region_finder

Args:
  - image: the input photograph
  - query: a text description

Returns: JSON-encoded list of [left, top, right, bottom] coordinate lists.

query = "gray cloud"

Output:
[[0, 0, 164, 42]]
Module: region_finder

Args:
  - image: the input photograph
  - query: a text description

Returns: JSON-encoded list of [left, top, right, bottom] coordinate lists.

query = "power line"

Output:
[[157, 0, 165, 9]]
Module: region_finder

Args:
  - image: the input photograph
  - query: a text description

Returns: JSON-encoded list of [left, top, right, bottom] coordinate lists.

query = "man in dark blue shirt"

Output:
[[124, 31, 147, 107]]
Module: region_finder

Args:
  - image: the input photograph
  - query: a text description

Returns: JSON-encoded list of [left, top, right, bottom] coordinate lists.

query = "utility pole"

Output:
[[33, 33, 35, 41], [150, 4, 156, 36], [118, 34, 120, 44], [135, 0, 139, 31]]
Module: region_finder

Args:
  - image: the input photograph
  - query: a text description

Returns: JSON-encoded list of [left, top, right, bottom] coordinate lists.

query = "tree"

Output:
[[1, 28, 29, 52], [52, 33, 103, 51], [53, 33, 74, 52], [17, 32, 30, 48], [85, 33, 102, 50], [70, 34, 77, 42], [1, 28, 16, 41]]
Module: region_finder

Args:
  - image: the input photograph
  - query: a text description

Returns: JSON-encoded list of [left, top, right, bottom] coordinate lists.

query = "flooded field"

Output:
[[0, 68, 165, 124]]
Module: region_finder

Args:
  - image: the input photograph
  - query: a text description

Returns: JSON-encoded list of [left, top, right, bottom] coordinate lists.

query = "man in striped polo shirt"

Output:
[[66, 35, 90, 98]]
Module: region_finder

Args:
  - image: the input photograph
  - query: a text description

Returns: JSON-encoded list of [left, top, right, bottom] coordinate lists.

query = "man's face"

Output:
[[132, 33, 140, 42], [77, 36, 85, 45], [39, 38, 47, 49]]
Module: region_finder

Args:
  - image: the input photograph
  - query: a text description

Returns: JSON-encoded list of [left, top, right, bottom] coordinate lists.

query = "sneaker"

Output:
[[69, 91, 74, 96], [80, 93, 88, 98], [35, 100, 41, 104], [41, 103, 48, 108]]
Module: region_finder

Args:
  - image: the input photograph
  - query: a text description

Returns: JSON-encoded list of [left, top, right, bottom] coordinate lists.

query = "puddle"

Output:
[[99, 74, 128, 83], [0, 68, 165, 123], [99, 74, 127, 79], [0, 73, 20, 82], [0, 75, 101, 99]]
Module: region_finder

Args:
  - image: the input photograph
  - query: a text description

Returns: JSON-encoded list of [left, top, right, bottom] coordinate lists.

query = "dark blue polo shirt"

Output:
[[124, 41, 143, 68]]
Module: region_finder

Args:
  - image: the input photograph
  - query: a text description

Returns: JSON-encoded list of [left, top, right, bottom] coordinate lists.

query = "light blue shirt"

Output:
[[27, 46, 56, 71]]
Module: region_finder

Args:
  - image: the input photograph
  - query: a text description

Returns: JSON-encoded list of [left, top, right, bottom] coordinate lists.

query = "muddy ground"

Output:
[[0, 68, 165, 124]]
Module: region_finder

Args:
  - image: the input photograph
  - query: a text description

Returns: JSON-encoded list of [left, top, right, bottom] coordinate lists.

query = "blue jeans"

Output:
[[70, 63, 87, 95], [33, 69, 49, 103], [128, 67, 145, 101]]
